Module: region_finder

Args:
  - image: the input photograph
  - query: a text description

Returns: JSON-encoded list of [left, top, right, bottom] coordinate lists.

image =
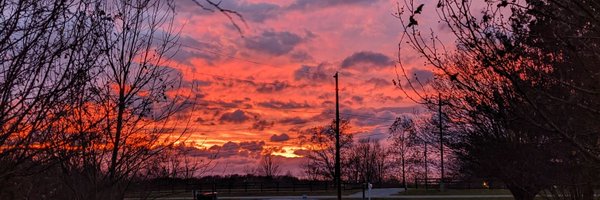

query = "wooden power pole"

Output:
[[439, 93, 445, 191], [334, 72, 341, 200]]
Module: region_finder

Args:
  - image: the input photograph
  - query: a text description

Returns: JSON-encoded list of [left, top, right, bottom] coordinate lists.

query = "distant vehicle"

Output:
[[194, 191, 218, 200]]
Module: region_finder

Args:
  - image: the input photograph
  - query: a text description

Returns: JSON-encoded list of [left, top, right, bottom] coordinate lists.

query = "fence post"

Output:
[[415, 178, 418, 189], [362, 183, 366, 200], [277, 182, 279, 192], [260, 182, 263, 192]]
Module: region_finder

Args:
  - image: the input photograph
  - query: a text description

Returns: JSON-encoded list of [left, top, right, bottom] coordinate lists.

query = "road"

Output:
[[346, 188, 405, 198]]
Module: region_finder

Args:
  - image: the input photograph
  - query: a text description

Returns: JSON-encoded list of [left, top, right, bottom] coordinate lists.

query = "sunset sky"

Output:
[[165, 0, 439, 176]]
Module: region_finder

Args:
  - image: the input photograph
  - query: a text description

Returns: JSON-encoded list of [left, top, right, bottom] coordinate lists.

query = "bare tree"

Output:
[[0, 0, 243, 199], [144, 144, 213, 179], [301, 159, 321, 181], [0, 0, 105, 198], [393, 0, 600, 199], [389, 115, 415, 190], [301, 120, 353, 182], [344, 139, 389, 184], [389, 113, 451, 188], [258, 152, 281, 178], [53, 0, 194, 199]]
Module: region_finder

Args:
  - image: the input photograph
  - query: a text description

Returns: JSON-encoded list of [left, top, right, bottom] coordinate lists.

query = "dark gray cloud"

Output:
[[176, 145, 217, 158], [196, 99, 252, 110], [252, 119, 274, 131], [409, 69, 434, 83], [181, 141, 240, 158], [365, 77, 390, 88], [175, 1, 281, 23], [182, 140, 266, 159], [293, 149, 311, 157], [287, 0, 378, 10], [186, 79, 212, 88], [341, 51, 394, 70], [173, 0, 200, 14], [338, 108, 381, 127], [219, 141, 240, 156], [258, 100, 310, 109], [256, 80, 289, 93], [351, 96, 364, 104], [356, 126, 388, 142], [168, 35, 223, 66], [219, 109, 250, 123], [239, 141, 265, 152], [270, 133, 290, 142], [244, 31, 304, 56], [211, 75, 257, 88], [321, 100, 334, 106], [194, 117, 205, 123], [217, 108, 275, 130], [318, 93, 333, 100], [226, 1, 281, 23], [278, 117, 309, 125], [171, 49, 218, 66], [374, 106, 421, 114], [373, 93, 404, 103], [332, 106, 416, 127], [293, 63, 332, 82], [290, 50, 313, 62], [179, 34, 212, 47]]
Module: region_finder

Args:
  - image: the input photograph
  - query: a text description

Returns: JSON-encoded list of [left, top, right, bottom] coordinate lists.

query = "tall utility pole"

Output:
[[334, 72, 341, 200], [424, 141, 428, 190], [439, 93, 444, 191], [401, 132, 407, 191]]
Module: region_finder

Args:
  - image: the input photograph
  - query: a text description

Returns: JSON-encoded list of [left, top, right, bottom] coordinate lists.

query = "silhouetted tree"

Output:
[[394, 0, 600, 199], [258, 152, 281, 178], [0, 0, 104, 198], [301, 119, 352, 181], [344, 139, 389, 184], [54, 0, 193, 199], [389, 115, 415, 189], [0, 0, 242, 199]]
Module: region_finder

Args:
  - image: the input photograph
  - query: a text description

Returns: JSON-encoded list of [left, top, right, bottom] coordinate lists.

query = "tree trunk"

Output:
[[401, 153, 406, 190], [582, 183, 594, 200], [109, 88, 126, 180]]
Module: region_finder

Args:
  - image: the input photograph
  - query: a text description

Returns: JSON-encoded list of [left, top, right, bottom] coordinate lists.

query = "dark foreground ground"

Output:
[[126, 188, 519, 200]]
